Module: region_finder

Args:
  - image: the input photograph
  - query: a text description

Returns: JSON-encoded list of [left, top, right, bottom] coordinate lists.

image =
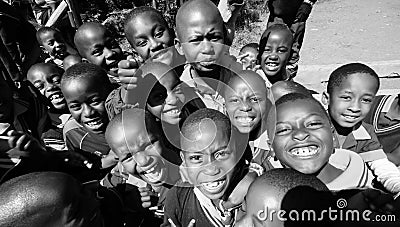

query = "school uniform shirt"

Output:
[[180, 64, 227, 113], [42, 112, 70, 151], [248, 130, 282, 175], [337, 122, 400, 193], [163, 184, 239, 227], [327, 148, 374, 191], [337, 122, 386, 162], [364, 95, 400, 154], [63, 117, 110, 163]]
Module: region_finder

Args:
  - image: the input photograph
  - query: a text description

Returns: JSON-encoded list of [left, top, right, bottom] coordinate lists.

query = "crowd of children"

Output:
[[1, 0, 400, 226]]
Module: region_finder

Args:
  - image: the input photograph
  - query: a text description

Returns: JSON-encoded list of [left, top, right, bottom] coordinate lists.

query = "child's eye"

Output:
[[215, 150, 229, 160], [92, 49, 103, 56], [277, 47, 288, 53], [136, 40, 147, 47], [69, 104, 81, 111], [154, 29, 164, 38], [250, 97, 261, 103], [188, 37, 202, 44], [90, 99, 102, 106], [34, 81, 45, 90], [121, 153, 133, 163], [276, 126, 292, 135], [47, 40, 54, 46], [361, 98, 372, 103], [229, 98, 239, 103], [306, 121, 323, 129], [189, 155, 203, 163], [263, 48, 272, 53], [340, 96, 351, 101]]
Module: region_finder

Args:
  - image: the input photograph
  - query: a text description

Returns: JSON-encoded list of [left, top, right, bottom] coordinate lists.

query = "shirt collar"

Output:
[[352, 124, 371, 140], [381, 95, 397, 112]]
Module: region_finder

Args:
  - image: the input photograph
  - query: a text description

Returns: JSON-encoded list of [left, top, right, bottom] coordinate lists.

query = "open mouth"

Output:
[[289, 145, 319, 158], [49, 92, 65, 104], [84, 118, 104, 131], [141, 164, 165, 184], [201, 179, 226, 193], [163, 108, 181, 116], [265, 62, 280, 71], [342, 114, 360, 122], [235, 116, 256, 126]]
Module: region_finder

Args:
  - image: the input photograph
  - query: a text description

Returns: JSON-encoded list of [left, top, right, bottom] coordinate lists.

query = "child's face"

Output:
[[273, 99, 333, 174], [62, 77, 109, 134], [109, 124, 168, 186], [40, 30, 68, 59], [327, 73, 377, 128], [27, 65, 66, 110], [78, 28, 123, 74], [181, 122, 237, 200], [146, 72, 185, 125], [260, 30, 292, 78], [240, 49, 258, 70], [126, 12, 174, 61], [225, 77, 268, 134], [176, 10, 225, 72]]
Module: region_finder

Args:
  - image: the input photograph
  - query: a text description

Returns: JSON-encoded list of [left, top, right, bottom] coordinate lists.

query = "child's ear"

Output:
[[174, 38, 184, 56], [322, 91, 330, 106], [179, 151, 185, 163], [331, 126, 339, 150]]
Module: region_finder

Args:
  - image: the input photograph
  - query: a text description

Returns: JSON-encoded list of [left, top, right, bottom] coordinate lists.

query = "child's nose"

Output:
[[104, 48, 115, 59], [165, 93, 178, 105], [203, 164, 220, 175], [292, 128, 310, 141], [240, 101, 252, 111], [82, 104, 95, 116], [150, 38, 162, 52], [200, 40, 214, 54], [348, 99, 361, 112], [135, 152, 151, 167]]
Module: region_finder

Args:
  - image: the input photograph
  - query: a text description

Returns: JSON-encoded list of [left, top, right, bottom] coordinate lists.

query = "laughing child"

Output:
[[224, 70, 277, 174], [258, 23, 294, 87], [163, 108, 249, 227], [105, 108, 181, 224], [74, 22, 124, 84], [272, 92, 374, 190], [36, 26, 78, 68], [322, 63, 400, 193], [61, 63, 117, 179], [27, 63, 70, 150]]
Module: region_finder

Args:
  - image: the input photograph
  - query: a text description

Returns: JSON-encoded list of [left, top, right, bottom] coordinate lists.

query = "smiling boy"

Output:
[[258, 23, 293, 87], [74, 22, 124, 82], [163, 108, 249, 227], [61, 63, 116, 176]]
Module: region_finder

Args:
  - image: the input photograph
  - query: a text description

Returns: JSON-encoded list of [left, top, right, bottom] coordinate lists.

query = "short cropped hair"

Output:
[[61, 63, 112, 91], [181, 108, 231, 142], [239, 43, 258, 55], [124, 7, 170, 45], [36, 26, 60, 44], [258, 23, 293, 62], [276, 92, 329, 119], [259, 168, 329, 193], [273, 80, 312, 97], [327, 62, 380, 94]]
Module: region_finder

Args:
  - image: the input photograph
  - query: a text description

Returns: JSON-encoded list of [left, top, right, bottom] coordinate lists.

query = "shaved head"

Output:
[[0, 172, 102, 227], [175, 0, 223, 40], [74, 22, 107, 57]]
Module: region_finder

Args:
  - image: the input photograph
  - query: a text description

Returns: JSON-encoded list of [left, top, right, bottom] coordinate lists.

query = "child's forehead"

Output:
[[134, 11, 166, 25], [229, 75, 266, 93]]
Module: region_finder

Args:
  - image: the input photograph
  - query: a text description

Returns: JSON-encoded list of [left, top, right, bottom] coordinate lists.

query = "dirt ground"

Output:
[[300, 0, 400, 65]]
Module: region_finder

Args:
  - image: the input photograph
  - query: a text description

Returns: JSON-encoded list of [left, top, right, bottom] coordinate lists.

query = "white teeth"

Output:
[[86, 119, 102, 127], [267, 62, 278, 67], [237, 117, 253, 124], [202, 180, 225, 190], [165, 109, 180, 116], [146, 167, 156, 174], [290, 145, 318, 157]]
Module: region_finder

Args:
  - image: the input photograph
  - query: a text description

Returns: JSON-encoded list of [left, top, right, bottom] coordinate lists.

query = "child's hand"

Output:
[[168, 218, 195, 227], [6, 130, 45, 157], [118, 56, 140, 89], [138, 185, 158, 208], [101, 150, 119, 169]]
